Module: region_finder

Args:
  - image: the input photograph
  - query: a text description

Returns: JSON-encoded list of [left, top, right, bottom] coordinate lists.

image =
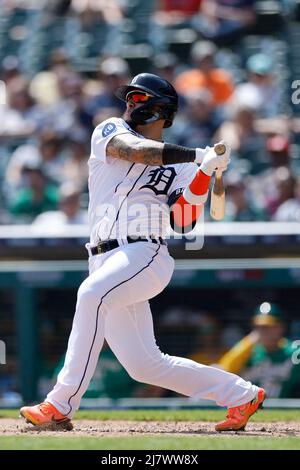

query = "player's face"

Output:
[[255, 324, 284, 350], [124, 91, 153, 120]]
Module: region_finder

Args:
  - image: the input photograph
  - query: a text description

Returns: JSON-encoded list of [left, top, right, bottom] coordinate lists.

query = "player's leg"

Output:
[[45, 242, 174, 417], [20, 302, 106, 428], [45, 295, 106, 418], [105, 301, 258, 408]]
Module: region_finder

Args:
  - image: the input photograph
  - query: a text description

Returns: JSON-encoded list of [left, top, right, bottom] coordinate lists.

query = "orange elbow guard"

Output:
[[172, 195, 201, 228]]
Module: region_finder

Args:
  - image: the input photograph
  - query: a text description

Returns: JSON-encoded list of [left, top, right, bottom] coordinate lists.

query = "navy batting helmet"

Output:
[[115, 73, 178, 128]]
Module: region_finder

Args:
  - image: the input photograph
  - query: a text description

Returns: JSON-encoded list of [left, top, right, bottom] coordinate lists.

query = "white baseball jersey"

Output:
[[88, 117, 199, 244]]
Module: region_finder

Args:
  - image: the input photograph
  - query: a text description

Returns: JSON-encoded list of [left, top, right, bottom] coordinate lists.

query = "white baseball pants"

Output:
[[47, 241, 258, 417]]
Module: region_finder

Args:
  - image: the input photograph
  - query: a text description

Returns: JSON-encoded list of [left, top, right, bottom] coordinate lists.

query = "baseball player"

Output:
[[20, 73, 265, 432]]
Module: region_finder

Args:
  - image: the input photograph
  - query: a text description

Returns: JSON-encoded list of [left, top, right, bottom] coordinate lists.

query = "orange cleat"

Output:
[[20, 402, 73, 430], [215, 387, 266, 432]]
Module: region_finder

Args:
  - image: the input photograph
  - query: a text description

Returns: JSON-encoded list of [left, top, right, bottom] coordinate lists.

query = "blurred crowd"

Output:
[[0, 0, 300, 225]]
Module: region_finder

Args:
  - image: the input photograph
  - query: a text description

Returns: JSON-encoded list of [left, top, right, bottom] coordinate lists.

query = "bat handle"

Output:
[[214, 143, 226, 178]]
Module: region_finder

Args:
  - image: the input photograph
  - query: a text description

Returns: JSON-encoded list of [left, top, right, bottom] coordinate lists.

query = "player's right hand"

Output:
[[199, 141, 231, 176]]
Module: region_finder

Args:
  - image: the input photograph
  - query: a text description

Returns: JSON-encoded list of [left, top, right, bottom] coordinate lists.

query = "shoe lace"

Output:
[[226, 408, 235, 419], [39, 403, 53, 415], [226, 403, 248, 419]]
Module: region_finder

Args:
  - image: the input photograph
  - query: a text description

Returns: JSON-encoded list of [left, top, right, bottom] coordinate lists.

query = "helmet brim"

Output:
[[115, 84, 160, 102]]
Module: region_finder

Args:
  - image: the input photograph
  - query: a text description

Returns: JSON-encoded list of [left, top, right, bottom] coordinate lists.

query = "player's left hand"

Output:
[[195, 146, 211, 164]]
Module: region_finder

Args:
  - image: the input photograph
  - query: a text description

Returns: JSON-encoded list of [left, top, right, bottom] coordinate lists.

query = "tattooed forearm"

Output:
[[106, 134, 196, 165], [107, 135, 164, 165], [135, 141, 164, 165]]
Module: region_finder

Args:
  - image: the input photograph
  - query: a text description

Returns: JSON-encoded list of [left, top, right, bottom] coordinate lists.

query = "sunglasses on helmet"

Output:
[[125, 91, 153, 103]]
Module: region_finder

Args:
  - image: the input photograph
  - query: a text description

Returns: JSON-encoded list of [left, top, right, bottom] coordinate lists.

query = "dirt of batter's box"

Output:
[[1, 419, 300, 437]]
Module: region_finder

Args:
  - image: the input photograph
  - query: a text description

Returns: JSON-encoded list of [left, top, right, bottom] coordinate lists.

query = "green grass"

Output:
[[1, 408, 300, 422], [1, 408, 300, 450], [1, 435, 300, 450]]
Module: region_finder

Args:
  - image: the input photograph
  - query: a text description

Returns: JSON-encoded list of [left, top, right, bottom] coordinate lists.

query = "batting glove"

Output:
[[199, 141, 231, 176], [194, 146, 211, 164]]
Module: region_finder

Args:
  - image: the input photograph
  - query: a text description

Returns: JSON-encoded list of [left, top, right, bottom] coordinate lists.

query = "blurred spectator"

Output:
[[44, 0, 72, 15], [265, 134, 291, 167], [218, 302, 300, 398], [29, 72, 61, 107], [175, 41, 234, 107], [268, 166, 296, 218], [170, 89, 223, 148], [48, 48, 72, 70], [194, 0, 257, 44], [9, 164, 59, 222], [153, 52, 179, 85], [273, 175, 300, 222], [249, 135, 292, 210], [152, 52, 187, 127], [153, 0, 203, 26], [63, 130, 89, 191], [6, 130, 65, 190], [29, 49, 72, 107], [45, 71, 93, 135], [0, 55, 22, 85], [214, 101, 266, 171], [70, 0, 125, 55], [224, 172, 266, 221], [0, 77, 46, 137], [233, 53, 281, 118], [33, 183, 88, 230], [71, 0, 124, 25], [85, 57, 129, 126]]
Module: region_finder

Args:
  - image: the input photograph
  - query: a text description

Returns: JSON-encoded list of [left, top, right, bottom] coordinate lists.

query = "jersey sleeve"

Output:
[[167, 163, 199, 206], [90, 118, 132, 163]]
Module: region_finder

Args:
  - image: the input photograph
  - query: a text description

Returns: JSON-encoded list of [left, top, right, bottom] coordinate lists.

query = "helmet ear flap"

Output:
[[160, 105, 177, 128], [129, 97, 178, 128], [130, 102, 161, 127], [163, 113, 176, 128]]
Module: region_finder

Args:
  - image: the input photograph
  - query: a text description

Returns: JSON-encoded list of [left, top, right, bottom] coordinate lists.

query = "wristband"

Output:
[[183, 187, 208, 204]]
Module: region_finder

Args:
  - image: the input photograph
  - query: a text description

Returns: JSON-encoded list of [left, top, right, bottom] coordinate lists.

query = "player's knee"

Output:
[[77, 279, 100, 308], [127, 367, 151, 383], [77, 278, 119, 311], [125, 357, 164, 384]]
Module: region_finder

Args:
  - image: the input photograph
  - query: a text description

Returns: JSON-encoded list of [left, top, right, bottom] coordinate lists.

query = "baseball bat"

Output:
[[210, 143, 226, 221]]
